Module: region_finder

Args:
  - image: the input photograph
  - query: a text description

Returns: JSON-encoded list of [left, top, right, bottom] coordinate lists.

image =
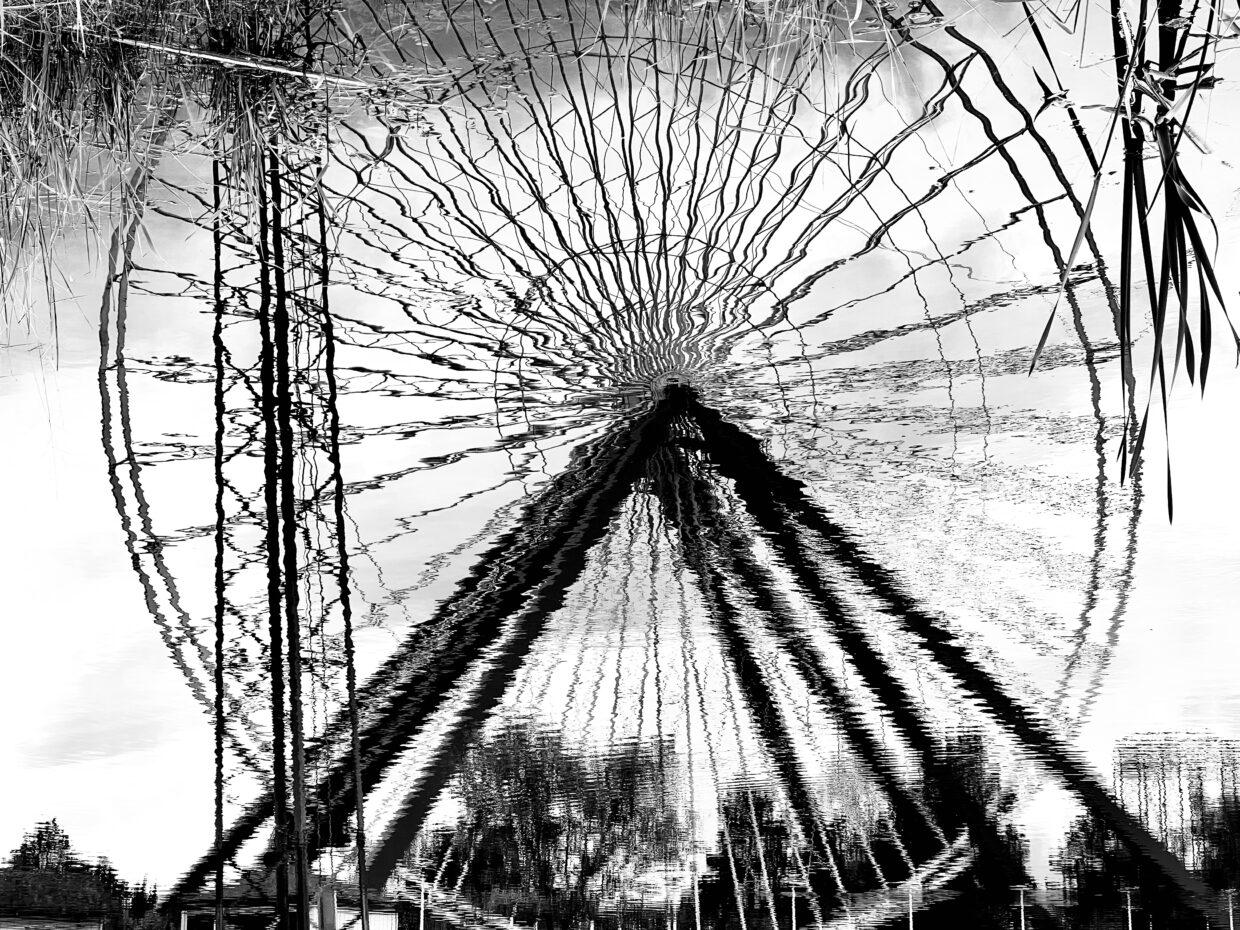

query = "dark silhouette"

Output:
[[2, 822, 163, 930], [175, 385, 1216, 928]]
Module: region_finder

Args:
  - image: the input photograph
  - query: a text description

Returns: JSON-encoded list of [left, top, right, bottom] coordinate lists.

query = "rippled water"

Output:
[[3, 0, 1240, 926]]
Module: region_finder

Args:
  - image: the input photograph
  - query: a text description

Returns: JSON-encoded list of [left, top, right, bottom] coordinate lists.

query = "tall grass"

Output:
[[1024, 0, 1236, 512], [0, 0, 178, 330], [0, 0, 348, 337]]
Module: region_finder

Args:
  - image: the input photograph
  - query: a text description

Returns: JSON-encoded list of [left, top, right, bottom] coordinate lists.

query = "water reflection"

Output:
[[410, 725, 687, 925], [150, 383, 1214, 927], [3, 0, 1238, 924], [1051, 737, 1240, 927]]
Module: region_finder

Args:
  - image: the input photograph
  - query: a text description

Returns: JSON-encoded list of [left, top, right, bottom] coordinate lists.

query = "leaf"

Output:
[[1198, 267, 1212, 391], [1171, 61, 1214, 76], [1166, 454, 1175, 522], [1033, 69, 1056, 118], [1059, 166, 1102, 291], [1029, 295, 1060, 374], [1183, 319, 1195, 385]]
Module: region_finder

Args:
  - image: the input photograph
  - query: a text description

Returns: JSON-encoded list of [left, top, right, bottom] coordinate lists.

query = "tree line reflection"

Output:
[[9, 733, 1236, 926]]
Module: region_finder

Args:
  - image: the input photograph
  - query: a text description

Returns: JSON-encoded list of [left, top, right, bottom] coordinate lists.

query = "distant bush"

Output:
[[1, 820, 158, 930]]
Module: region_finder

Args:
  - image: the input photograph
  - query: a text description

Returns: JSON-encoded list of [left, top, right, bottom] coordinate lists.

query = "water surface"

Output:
[[2, 0, 1240, 926]]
